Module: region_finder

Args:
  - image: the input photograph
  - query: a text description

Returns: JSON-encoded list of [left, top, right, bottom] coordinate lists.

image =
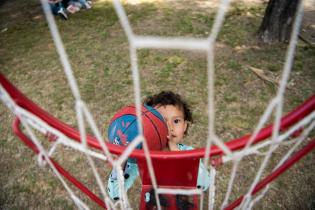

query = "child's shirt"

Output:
[[107, 143, 211, 200], [177, 143, 211, 191]]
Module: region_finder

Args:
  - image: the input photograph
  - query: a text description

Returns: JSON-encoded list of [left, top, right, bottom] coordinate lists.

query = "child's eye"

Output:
[[174, 119, 180, 124]]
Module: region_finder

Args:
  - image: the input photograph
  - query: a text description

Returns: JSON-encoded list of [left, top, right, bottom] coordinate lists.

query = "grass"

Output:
[[0, 0, 314, 209]]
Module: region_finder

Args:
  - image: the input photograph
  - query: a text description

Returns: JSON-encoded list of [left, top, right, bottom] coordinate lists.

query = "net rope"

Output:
[[0, 0, 314, 209]]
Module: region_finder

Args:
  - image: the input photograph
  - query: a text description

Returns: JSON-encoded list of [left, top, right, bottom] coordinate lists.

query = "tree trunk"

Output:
[[258, 0, 300, 43]]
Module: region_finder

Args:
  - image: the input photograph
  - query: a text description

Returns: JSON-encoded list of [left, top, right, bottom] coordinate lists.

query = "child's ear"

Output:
[[184, 121, 188, 135]]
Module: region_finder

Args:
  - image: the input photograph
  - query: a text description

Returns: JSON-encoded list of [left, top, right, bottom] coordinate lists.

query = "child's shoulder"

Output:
[[177, 143, 194, 151]]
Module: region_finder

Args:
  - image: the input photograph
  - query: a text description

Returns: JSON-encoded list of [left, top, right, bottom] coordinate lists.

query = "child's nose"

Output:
[[167, 121, 174, 132]]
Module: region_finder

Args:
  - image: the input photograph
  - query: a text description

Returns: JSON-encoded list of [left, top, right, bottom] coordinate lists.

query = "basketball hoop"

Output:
[[1, 0, 314, 209]]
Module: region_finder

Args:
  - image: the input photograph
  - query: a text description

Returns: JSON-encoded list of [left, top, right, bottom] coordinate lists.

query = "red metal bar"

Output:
[[12, 118, 107, 209], [1, 73, 314, 160], [4, 73, 315, 210], [224, 137, 315, 210], [12, 114, 315, 210]]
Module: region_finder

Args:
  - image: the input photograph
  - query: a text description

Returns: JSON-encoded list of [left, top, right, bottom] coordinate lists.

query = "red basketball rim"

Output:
[[1, 73, 315, 160]]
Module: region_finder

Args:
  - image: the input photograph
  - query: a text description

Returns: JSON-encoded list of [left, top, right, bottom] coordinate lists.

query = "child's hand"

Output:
[[167, 140, 180, 151]]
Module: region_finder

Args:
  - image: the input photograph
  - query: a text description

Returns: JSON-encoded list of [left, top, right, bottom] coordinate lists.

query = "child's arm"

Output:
[[107, 161, 139, 200], [196, 159, 211, 191]]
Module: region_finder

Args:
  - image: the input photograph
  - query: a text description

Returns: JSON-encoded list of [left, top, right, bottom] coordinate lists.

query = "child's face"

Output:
[[155, 105, 187, 145]]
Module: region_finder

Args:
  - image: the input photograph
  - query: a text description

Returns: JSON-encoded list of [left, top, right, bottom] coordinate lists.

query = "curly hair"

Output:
[[143, 91, 193, 134]]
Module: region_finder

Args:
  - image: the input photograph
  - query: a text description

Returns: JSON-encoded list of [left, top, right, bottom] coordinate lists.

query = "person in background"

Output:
[[48, 0, 69, 20], [48, 0, 92, 20], [66, 0, 92, 14]]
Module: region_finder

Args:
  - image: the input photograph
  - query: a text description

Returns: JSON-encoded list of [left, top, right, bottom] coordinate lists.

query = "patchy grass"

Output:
[[0, 0, 314, 209]]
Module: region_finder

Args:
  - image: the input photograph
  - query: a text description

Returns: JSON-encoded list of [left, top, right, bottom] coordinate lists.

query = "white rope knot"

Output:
[[37, 152, 47, 168]]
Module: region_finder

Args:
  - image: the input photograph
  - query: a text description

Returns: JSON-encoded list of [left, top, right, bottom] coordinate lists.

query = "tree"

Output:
[[258, 0, 300, 43]]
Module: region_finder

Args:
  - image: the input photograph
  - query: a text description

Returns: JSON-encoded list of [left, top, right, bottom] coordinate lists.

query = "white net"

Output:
[[0, 0, 314, 209]]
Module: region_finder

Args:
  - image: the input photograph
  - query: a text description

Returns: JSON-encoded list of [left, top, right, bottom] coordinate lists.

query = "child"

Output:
[[107, 91, 211, 201]]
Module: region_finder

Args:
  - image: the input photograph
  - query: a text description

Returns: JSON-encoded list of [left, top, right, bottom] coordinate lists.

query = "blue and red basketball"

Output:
[[108, 104, 168, 151]]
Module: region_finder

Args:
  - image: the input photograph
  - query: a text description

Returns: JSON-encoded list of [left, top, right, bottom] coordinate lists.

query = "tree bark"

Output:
[[258, 0, 300, 43]]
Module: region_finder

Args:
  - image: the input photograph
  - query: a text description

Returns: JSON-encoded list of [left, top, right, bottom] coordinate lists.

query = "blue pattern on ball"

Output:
[[108, 114, 142, 149]]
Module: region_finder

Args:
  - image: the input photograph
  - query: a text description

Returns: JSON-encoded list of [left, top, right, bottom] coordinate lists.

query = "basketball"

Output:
[[108, 104, 168, 151]]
